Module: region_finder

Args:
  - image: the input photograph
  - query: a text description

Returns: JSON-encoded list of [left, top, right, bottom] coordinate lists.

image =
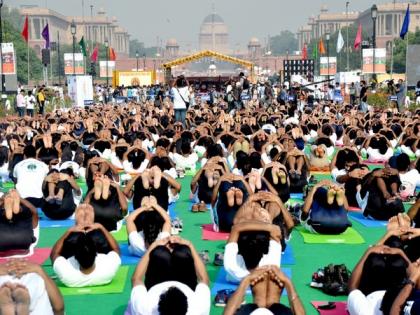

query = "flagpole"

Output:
[[27, 38, 30, 87], [405, 32, 408, 82]]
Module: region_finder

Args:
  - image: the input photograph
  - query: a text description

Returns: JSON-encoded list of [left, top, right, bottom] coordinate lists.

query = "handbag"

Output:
[[176, 88, 190, 109]]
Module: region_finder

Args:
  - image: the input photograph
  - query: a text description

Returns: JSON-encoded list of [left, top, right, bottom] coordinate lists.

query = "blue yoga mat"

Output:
[[211, 267, 292, 296], [39, 218, 75, 228], [349, 212, 387, 228], [168, 203, 178, 220], [290, 193, 304, 200], [119, 244, 141, 265], [282, 245, 295, 265]]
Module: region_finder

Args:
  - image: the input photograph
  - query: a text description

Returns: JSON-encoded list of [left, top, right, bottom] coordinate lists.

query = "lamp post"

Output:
[[326, 30, 331, 83], [104, 39, 109, 88], [0, 0, 5, 97], [70, 20, 76, 76], [371, 4, 378, 87], [135, 50, 139, 71], [143, 53, 146, 70], [346, 1, 350, 71]]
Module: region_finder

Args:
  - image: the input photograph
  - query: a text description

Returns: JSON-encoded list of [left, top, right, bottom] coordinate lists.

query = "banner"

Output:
[[114, 71, 154, 87], [0, 43, 16, 75], [99, 61, 115, 78], [67, 75, 94, 107], [362, 48, 386, 74], [320, 57, 337, 76], [64, 53, 84, 75]]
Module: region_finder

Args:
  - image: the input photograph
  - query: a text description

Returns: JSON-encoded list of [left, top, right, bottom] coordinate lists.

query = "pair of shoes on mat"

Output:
[[171, 217, 183, 234], [214, 289, 245, 307], [213, 252, 224, 266], [191, 202, 208, 212], [199, 250, 210, 264]]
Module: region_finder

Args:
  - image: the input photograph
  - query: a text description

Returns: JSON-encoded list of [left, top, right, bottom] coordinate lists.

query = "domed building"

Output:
[[199, 13, 229, 54], [165, 38, 180, 58]]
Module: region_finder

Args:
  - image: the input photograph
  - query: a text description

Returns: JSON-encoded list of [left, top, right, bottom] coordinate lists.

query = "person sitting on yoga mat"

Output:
[[0, 259, 64, 315], [224, 221, 282, 283], [169, 139, 198, 174], [362, 134, 394, 163], [110, 142, 129, 170], [391, 153, 420, 200], [330, 147, 362, 183], [308, 144, 330, 171], [262, 162, 290, 204], [347, 245, 410, 315], [123, 146, 150, 175], [210, 173, 252, 232], [190, 161, 226, 212], [41, 168, 81, 220], [126, 196, 171, 257], [85, 156, 120, 192], [129, 236, 210, 315], [359, 167, 404, 220], [388, 259, 420, 315], [124, 166, 181, 211], [340, 163, 371, 209], [300, 180, 351, 235], [224, 266, 305, 315], [51, 209, 121, 288], [0, 190, 39, 255], [84, 174, 128, 231], [12, 145, 49, 208]]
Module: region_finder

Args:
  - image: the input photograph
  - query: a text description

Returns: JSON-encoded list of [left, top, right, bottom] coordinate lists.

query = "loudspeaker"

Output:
[[41, 49, 50, 65]]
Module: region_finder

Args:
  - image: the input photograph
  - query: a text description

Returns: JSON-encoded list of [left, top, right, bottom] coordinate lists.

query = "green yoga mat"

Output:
[[58, 266, 129, 295], [298, 227, 365, 244], [111, 225, 128, 242]]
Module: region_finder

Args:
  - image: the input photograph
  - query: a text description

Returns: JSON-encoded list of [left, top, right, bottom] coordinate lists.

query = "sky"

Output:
[[11, 0, 404, 48]]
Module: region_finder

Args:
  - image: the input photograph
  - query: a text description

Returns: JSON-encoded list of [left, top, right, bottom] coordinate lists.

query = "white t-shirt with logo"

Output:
[[53, 251, 121, 287], [130, 282, 210, 315], [13, 158, 49, 199]]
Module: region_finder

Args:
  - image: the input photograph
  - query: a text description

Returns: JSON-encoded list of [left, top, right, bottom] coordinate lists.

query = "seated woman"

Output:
[[280, 138, 309, 194], [342, 163, 370, 209], [347, 245, 410, 315], [308, 144, 330, 171], [41, 168, 81, 220], [84, 174, 128, 231], [85, 156, 120, 192], [0, 259, 64, 315], [123, 146, 149, 175], [51, 205, 121, 288], [330, 147, 362, 183], [262, 162, 290, 204], [224, 266, 305, 315], [224, 221, 282, 283], [190, 161, 226, 211], [300, 180, 351, 235], [126, 196, 171, 257], [0, 190, 39, 256], [110, 142, 129, 170], [362, 134, 394, 163], [211, 173, 252, 232], [169, 140, 198, 174], [400, 136, 420, 160], [124, 166, 181, 211], [90, 139, 113, 160], [360, 168, 404, 220], [392, 153, 420, 200], [129, 236, 210, 315]]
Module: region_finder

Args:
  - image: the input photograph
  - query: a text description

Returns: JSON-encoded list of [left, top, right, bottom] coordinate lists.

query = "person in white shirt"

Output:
[[51, 222, 121, 288], [393, 153, 420, 200], [126, 196, 171, 257], [24, 91, 36, 117], [13, 145, 49, 208], [130, 236, 210, 315], [169, 142, 198, 173], [0, 260, 64, 315], [171, 76, 190, 127], [16, 90, 26, 117], [0, 146, 9, 183]]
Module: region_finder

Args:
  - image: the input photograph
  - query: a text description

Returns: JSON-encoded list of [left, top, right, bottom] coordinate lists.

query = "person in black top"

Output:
[[359, 80, 369, 113]]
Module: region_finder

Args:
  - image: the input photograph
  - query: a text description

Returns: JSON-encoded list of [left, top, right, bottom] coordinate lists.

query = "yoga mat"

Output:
[[347, 206, 362, 212], [349, 212, 387, 228], [290, 193, 303, 200], [39, 218, 75, 228], [58, 266, 129, 295], [202, 224, 229, 241], [211, 267, 292, 296], [0, 248, 51, 265], [112, 225, 128, 242], [298, 227, 365, 244], [310, 171, 331, 175], [282, 245, 295, 265], [311, 301, 348, 315], [119, 244, 141, 265]]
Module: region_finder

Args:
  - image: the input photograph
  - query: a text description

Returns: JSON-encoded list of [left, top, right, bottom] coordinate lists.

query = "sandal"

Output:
[[199, 201, 208, 212], [191, 203, 200, 213]]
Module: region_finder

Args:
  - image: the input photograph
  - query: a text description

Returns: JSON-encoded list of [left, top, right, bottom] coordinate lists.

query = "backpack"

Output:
[[311, 264, 351, 296]]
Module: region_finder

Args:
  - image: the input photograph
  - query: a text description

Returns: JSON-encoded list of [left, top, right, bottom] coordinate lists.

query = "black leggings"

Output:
[[42, 180, 76, 220], [263, 168, 290, 203], [60, 229, 112, 258], [0, 206, 35, 252], [90, 188, 123, 231], [235, 303, 292, 315], [145, 245, 197, 290]]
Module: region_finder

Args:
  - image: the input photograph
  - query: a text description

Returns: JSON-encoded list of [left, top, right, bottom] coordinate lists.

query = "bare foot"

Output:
[[205, 170, 214, 188], [152, 167, 162, 190], [4, 194, 13, 220], [101, 176, 111, 200], [235, 189, 243, 206], [12, 285, 30, 315], [397, 213, 411, 229], [272, 167, 279, 185], [141, 171, 150, 190], [226, 189, 235, 207], [254, 172, 262, 190], [0, 285, 15, 315], [387, 216, 399, 231], [94, 179, 103, 200], [278, 170, 287, 185], [213, 172, 220, 186], [335, 189, 345, 206], [248, 174, 256, 193], [9, 190, 21, 215], [327, 189, 336, 205]]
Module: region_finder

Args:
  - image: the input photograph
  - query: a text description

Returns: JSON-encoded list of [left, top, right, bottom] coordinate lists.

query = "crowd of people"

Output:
[[0, 74, 419, 315]]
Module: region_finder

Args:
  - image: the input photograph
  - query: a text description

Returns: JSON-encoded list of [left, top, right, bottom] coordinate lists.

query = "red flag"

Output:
[[319, 39, 326, 55], [354, 23, 363, 50], [90, 44, 99, 63], [109, 47, 117, 61], [21, 16, 29, 42], [302, 44, 308, 60]]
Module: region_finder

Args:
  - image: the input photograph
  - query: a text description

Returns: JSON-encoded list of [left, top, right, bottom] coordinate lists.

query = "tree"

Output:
[[129, 39, 158, 58], [387, 29, 420, 73], [270, 31, 298, 55]]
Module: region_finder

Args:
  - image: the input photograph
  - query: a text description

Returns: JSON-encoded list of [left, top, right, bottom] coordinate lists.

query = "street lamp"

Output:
[[104, 39, 109, 88], [70, 20, 76, 76], [326, 30, 331, 83], [0, 0, 5, 97], [135, 50, 139, 71], [371, 4, 378, 86], [143, 53, 146, 70], [346, 1, 350, 71]]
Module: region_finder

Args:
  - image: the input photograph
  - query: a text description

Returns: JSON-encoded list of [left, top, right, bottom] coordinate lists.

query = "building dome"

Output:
[[166, 38, 178, 47], [248, 37, 260, 46], [199, 12, 229, 53]]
